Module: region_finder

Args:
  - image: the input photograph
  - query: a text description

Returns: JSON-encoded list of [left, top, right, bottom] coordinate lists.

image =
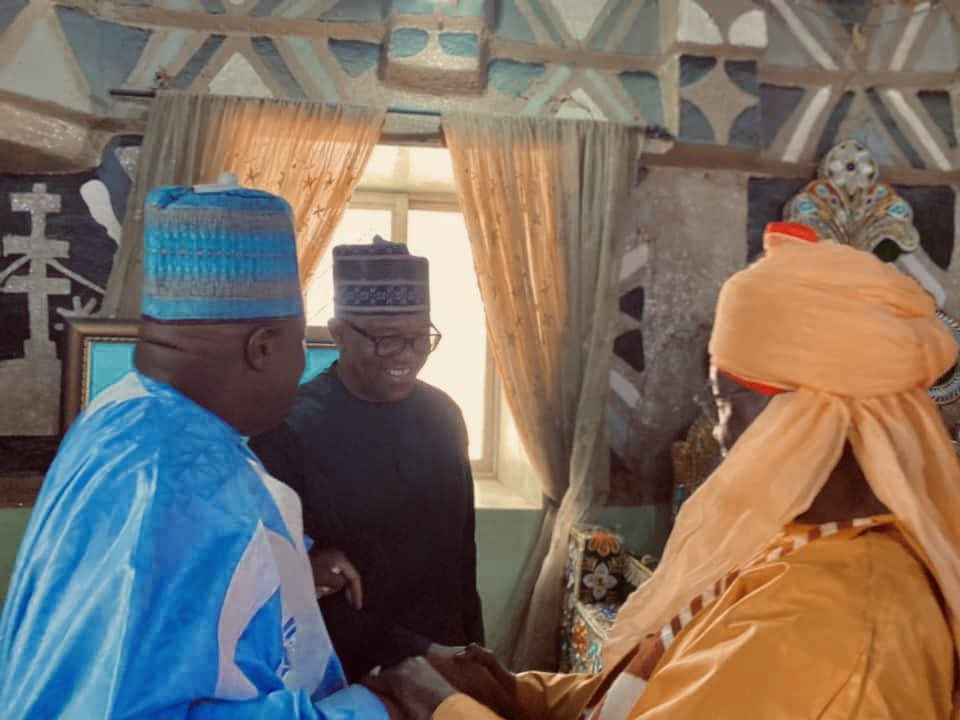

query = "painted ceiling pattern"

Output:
[[1, 1, 956, 167]]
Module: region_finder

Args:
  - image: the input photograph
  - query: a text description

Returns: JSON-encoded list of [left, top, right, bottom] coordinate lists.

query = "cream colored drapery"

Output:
[[102, 91, 384, 317], [444, 113, 640, 670]]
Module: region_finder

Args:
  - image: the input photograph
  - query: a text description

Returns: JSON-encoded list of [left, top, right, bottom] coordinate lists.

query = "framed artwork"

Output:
[[60, 318, 338, 434]]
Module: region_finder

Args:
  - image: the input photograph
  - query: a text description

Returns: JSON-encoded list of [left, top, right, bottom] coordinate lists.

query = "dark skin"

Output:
[[709, 367, 890, 523], [328, 311, 431, 403], [136, 316, 424, 706], [366, 651, 518, 720], [365, 657, 458, 720], [135, 315, 306, 437], [795, 445, 891, 523], [372, 369, 897, 717], [138, 317, 415, 707], [139, 318, 366, 607], [137, 317, 367, 606]]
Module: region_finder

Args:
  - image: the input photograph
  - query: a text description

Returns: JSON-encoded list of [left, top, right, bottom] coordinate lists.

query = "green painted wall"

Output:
[[475, 508, 544, 648], [0, 505, 548, 629], [0, 507, 31, 600], [1, 505, 670, 630], [596, 505, 673, 560]]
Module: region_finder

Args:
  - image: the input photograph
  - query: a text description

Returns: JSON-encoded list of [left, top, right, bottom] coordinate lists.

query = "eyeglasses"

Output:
[[346, 321, 442, 357]]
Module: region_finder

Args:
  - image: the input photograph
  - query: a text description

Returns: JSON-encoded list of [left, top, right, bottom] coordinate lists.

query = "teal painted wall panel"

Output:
[[488, 59, 545, 96], [439, 32, 480, 58], [55, 6, 152, 103], [475, 508, 543, 643], [619, 71, 663, 126], [0, 506, 546, 632], [496, 0, 537, 44], [327, 39, 380, 77], [614, 0, 660, 55], [2, 507, 667, 632], [388, 28, 429, 58], [596, 505, 672, 558], [394, 0, 486, 15], [318, 0, 385, 22], [0, 1, 28, 36], [0, 508, 31, 603]]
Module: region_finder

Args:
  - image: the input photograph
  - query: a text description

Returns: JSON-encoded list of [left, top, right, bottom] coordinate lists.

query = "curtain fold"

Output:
[[102, 91, 384, 318], [444, 112, 640, 670]]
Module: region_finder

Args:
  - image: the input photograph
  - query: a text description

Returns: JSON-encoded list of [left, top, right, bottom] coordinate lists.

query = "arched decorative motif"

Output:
[[784, 140, 919, 257], [783, 140, 960, 406]]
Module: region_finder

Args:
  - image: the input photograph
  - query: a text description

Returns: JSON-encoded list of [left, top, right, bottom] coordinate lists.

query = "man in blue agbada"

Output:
[[0, 184, 390, 719]]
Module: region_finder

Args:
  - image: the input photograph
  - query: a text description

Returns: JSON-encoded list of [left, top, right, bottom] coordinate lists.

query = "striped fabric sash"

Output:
[[584, 517, 881, 719]]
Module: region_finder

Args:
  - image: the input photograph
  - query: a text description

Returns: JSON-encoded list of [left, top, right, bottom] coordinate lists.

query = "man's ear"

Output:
[[328, 317, 345, 350], [245, 325, 277, 372]]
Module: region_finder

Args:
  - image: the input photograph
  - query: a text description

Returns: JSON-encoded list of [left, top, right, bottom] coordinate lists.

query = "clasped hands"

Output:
[[308, 550, 517, 717], [365, 643, 520, 720]]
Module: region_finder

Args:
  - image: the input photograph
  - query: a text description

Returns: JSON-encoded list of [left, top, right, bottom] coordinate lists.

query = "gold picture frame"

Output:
[[60, 318, 139, 435]]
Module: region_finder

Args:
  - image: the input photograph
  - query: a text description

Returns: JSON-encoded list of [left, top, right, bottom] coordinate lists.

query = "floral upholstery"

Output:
[[560, 525, 655, 674], [563, 603, 619, 673]]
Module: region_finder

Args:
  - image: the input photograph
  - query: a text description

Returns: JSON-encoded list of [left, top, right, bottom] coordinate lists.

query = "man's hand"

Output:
[[427, 643, 519, 718], [373, 691, 405, 720], [364, 657, 457, 720], [309, 548, 362, 609]]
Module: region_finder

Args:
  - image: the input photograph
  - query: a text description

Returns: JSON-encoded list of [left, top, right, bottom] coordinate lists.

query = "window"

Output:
[[304, 146, 540, 508]]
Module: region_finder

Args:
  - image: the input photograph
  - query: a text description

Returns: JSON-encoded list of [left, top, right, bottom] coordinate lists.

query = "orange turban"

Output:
[[605, 224, 960, 710]]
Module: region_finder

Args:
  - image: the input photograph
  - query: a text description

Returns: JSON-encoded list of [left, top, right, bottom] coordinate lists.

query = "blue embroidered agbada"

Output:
[[0, 373, 387, 719], [0, 184, 387, 719]]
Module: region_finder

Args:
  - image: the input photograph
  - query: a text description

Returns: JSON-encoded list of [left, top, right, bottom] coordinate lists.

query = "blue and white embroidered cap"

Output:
[[142, 185, 303, 321]]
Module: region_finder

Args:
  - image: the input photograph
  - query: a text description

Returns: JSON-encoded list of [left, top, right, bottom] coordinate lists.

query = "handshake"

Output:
[[309, 550, 518, 717], [364, 643, 521, 720]]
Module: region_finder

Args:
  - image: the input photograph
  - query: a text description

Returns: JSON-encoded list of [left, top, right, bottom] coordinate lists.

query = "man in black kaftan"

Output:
[[250, 237, 484, 683]]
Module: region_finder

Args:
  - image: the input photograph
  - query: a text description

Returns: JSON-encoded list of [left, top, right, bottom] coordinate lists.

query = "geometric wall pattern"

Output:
[[3, 0, 949, 170], [0, 135, 140, 435], [759, 0, 959, 170], [747, 176, 956, 267], [1, 1, 956, 167], [0, 0, 668, 127]]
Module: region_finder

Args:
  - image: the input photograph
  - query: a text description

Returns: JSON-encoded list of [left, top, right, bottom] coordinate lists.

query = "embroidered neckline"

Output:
[[584, 516, 887, 720], [659, 516, 883, 653]]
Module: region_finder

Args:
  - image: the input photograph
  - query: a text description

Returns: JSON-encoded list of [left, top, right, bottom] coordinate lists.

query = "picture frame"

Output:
[[60, 318, 138, 435], [60, 318, 338, 435]]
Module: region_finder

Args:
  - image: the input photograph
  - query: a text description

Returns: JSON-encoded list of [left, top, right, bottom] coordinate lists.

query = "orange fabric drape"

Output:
[[604, 238, 960, 716], [102, 92, 384, 317], [444, 112, 639, 670]]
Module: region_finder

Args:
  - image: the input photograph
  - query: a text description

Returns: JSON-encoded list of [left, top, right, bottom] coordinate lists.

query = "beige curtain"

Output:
[[444, 113, 640, 670], [102, 91, 384, 317]]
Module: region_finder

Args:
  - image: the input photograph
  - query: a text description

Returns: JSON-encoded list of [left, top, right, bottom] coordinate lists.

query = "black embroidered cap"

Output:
[[333, 236, 429, 315]]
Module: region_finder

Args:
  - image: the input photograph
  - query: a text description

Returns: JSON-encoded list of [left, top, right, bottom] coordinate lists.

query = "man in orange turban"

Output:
[[364, 222, 960, 719]]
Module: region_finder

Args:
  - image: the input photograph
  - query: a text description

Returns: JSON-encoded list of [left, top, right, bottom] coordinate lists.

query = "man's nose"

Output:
[[395, 340, 418, 361]]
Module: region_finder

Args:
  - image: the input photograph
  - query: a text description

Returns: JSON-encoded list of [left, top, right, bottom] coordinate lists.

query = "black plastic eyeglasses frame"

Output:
[[346, 321, 442, 357]]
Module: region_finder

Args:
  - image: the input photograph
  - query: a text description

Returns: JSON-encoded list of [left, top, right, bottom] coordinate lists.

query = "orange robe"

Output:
[[435, 519, 955, 719]]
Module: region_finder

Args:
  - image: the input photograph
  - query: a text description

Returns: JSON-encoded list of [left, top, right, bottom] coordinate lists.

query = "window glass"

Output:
[[407, 209, 487, 461]]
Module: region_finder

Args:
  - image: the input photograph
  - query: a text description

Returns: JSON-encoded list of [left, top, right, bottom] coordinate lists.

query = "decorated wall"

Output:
[[1, 0, 959, 507]]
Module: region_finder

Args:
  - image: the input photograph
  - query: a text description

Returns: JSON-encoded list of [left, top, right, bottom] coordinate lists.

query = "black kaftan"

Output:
[[250, 363, 484, 681]]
